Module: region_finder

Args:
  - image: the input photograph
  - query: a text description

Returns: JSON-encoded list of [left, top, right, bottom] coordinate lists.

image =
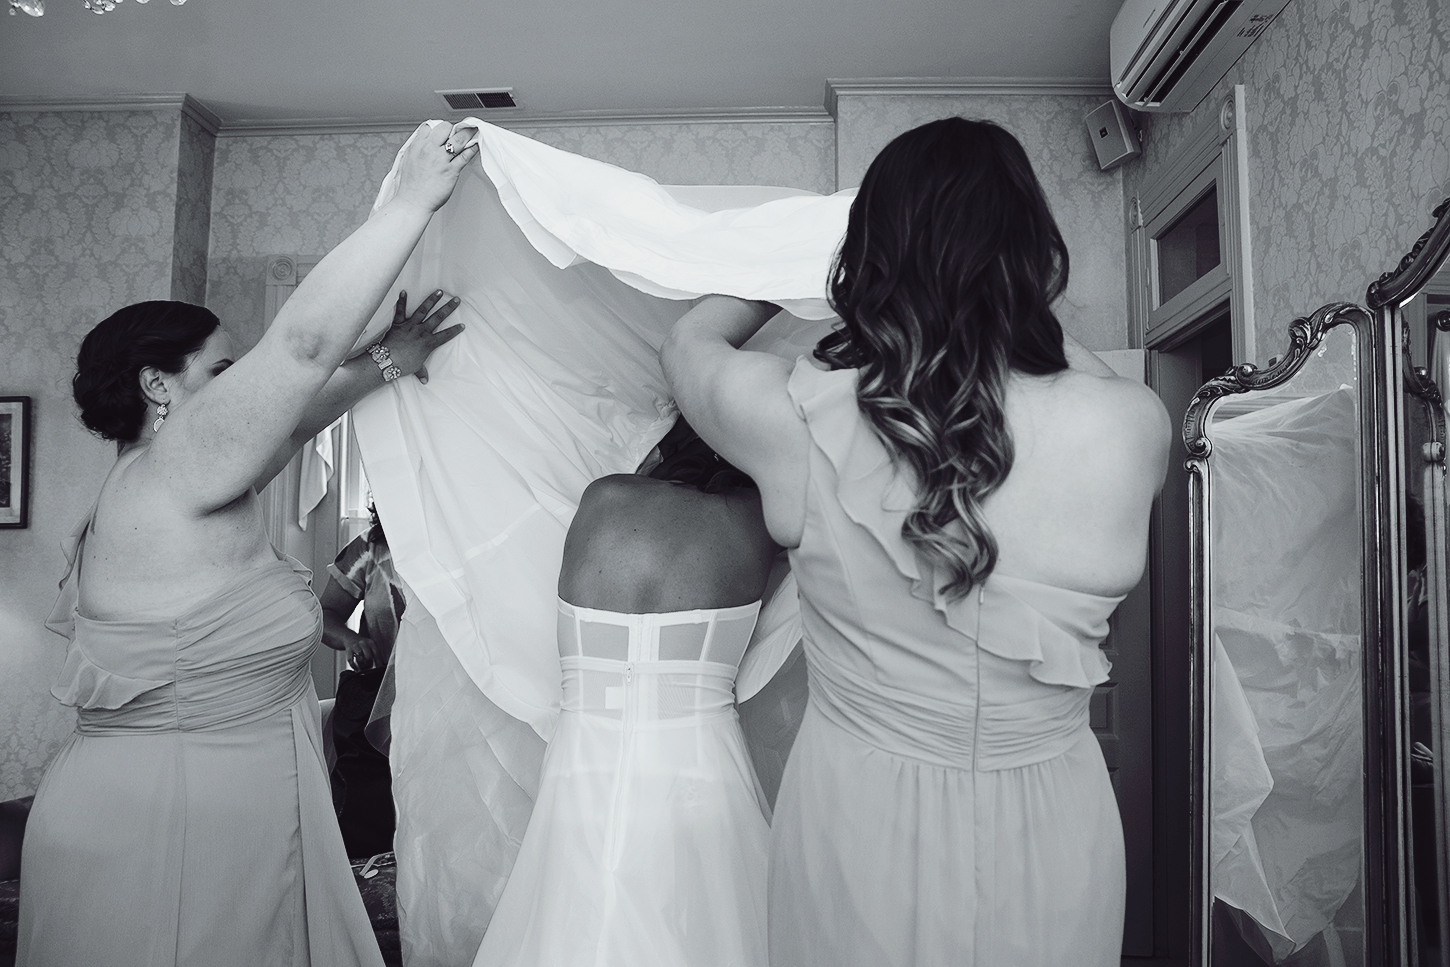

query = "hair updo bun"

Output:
[[73, 301, 221, 443], [647, 417, 756, 493]]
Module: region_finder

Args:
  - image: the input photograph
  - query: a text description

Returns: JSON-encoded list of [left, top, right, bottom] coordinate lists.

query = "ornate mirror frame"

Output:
[[1183, 300, 1387, 965], [1366, 198, 1450, 967], [1182, 197, 1450, 966]]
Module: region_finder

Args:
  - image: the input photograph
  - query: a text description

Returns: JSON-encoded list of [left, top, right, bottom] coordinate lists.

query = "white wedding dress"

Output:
[[349, 120, 843, 966], [474, 600, 771, 967]]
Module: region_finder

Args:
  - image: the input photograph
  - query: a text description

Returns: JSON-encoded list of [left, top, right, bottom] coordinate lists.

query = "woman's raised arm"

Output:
[[660, 295, 810, 547], [145, 124, 478, 514]]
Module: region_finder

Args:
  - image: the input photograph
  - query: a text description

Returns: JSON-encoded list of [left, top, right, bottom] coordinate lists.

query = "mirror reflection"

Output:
[[1206, 325, 1366, 967], [1403, 290, 1450, 967], [1404, 377, 1444, 965]]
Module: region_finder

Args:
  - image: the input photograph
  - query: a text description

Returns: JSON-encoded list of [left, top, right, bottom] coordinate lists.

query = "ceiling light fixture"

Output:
[[9, 0, 186, 15]]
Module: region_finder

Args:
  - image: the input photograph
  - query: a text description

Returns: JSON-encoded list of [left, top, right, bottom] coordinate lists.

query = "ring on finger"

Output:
[[444, 142, 456, 156]]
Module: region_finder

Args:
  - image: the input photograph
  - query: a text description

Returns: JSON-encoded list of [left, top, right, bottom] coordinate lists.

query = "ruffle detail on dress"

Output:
[[44, 511, 91, 642], [787, 359, 1123, 690], [50, 642, 173, 710], [975, 576, 1120, 688]]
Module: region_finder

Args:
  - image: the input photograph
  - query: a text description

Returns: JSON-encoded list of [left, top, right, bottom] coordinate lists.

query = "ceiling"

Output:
[[0, 0, 1119, 125]]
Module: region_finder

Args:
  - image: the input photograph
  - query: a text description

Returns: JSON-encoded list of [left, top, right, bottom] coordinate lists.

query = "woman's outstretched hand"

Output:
[[381, 289, 465, 384], [392, 122, 479, 213]]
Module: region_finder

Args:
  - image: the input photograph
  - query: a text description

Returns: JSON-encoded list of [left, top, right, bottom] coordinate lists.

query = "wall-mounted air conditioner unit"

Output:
[[1110, 0, 1290, 112]]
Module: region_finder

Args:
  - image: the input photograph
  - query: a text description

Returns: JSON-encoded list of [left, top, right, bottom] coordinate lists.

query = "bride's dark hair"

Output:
[[814, 117, 1070, 599], [648, 417, 755, 494]]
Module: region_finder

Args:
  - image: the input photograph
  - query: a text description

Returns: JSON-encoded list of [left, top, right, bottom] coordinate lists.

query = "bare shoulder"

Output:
[[984, 371, 1171, 594], [572, 473, 660, 530], [1024, 369, 1171, 477], [1053, 367, 1168, 430], [563, 474, 776, 611], [573, 474, 761, 542], [81, 452, 272, 617]]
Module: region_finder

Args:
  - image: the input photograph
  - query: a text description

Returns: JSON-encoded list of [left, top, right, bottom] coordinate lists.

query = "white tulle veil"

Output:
[[351, 119, 847, 965]]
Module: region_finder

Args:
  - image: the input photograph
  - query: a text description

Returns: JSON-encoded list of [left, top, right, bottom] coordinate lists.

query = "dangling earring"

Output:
[[152, 403, 168, 434]]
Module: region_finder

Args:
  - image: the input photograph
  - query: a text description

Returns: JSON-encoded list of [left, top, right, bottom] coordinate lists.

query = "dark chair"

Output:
[[0, 797, 32, 967]]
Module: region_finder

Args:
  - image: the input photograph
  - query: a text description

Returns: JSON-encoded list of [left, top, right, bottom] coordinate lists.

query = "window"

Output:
[[1131, 86, 1255, 362], [1156, 185, 1222, 303], [336, 412, 373, 548]]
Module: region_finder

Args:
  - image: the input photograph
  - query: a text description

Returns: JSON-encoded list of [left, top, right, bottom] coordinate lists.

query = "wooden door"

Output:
[[1095, 572, 1154, 957], [1088, 348, 1163, 960], [1126, 310, 1233, 966]]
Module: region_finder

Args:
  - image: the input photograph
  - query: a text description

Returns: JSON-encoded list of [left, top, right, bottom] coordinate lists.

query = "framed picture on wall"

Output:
[[0, 396, 32, 529]]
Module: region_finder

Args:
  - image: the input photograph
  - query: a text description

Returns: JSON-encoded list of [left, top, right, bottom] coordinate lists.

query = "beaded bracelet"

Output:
[[367, 343, 403, 382]]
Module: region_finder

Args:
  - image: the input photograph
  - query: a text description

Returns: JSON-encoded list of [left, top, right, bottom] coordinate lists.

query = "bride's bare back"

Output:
[[559, 474, 779, 613]]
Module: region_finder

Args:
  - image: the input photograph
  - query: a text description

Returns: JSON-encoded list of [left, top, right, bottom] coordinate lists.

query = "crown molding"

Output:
[[214, 105, 832, 137], [180, 95, 222, 136], [4, 85, 1120, 135], [214, 119, 423, 138], [0, 93, 192, 112], [500, 106, 832, 129], [0, 93, 223, 136], [0, 97, 829, 136], [824, 77, 1113, 116]]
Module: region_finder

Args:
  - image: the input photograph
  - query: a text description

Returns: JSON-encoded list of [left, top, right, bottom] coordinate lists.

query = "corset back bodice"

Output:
[[556, 600, 761, 725], [46, 515, 324, 734]]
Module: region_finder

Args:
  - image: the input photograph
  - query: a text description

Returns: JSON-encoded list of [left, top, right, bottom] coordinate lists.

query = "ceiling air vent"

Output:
[[438, 89, 519, 111]]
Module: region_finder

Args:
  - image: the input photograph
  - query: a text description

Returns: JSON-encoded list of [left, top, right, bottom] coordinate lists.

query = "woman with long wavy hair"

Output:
[[661, 117, 1170, 966]]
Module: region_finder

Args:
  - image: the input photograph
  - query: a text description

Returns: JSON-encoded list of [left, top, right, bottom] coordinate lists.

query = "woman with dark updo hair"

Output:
[[661, 118, 1171, 966], [17, 124, 478, 967]]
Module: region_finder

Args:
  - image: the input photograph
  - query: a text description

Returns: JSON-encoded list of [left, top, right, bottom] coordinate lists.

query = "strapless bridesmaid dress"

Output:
[[17, 515, 384, 967]]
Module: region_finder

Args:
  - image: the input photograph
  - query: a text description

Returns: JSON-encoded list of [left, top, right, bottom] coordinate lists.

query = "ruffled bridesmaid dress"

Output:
[[769, 361, 1128, 967], [17, 515, 384, 967]]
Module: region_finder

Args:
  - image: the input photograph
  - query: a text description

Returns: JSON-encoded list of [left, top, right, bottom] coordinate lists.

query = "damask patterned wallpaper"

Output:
[[833, 94, 1130, 351], [207, 131, 406, 350], [206, 119, 835, 348], [8, 6, 1440, 796], [0, 109, 191, 800], [1129, 0, 1449, 364]]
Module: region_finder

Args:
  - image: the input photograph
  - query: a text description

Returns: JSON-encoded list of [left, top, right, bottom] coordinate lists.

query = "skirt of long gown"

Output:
[[474, 686, 770, 966], [389, 594, 804, 967], [390, 600, 545, 967], [18, 695, 382, 967], [769, 702, 1126, 967]]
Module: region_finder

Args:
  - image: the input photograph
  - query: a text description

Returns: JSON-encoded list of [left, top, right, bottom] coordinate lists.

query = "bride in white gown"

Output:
[[475, 422, 779, 966], [344, 120, 843, 965]]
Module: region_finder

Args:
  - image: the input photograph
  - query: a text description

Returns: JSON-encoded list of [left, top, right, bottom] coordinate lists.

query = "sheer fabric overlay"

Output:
[[354, 120, 840, 965], [389, 592, 545, 967], [1210, 386, 1365, 963], [473, 601, 770, 967], [352, 118, 844, 740]]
